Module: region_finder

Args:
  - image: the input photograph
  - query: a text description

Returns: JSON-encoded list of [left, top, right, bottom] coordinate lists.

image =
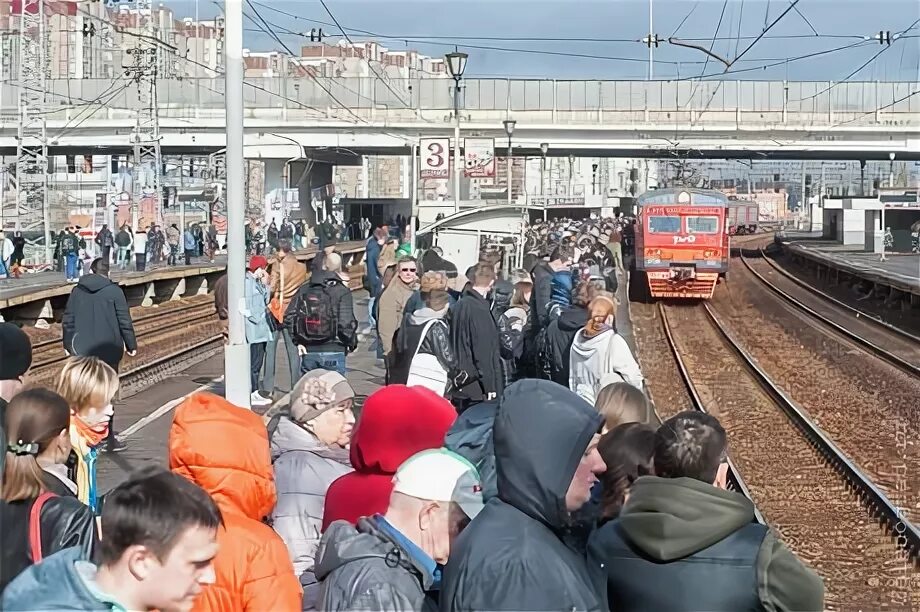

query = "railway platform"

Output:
[[781, 239, 920, 306], [0, 240, 367, 322]]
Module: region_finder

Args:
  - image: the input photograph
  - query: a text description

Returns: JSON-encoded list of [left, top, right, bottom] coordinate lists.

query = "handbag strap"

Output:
[[412, 319, 442, 361], [30, 491, 57, 564]]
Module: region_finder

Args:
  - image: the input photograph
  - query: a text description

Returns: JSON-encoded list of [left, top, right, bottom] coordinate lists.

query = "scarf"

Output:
[[70, 414, 106, 513], [72, 411, 108, 447]]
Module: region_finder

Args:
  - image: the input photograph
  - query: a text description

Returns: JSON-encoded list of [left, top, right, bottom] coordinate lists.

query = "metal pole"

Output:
[[648, 0, 654, 80], [224, 0, 250, 408], [453, 78, 461, 214], [410, 144, 418, 251], [541, 156, 547, 222], [799, 160, 806, 229], [507, 138, 513, 207]]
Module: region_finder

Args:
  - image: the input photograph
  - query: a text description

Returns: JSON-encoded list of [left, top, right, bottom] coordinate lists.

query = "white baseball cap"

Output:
[[392, 448, 484, 519]]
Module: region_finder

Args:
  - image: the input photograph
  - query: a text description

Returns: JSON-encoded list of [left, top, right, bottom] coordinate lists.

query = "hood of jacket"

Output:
[[407, 306, 449, 326], [269, 416, 351, 466], [617, 476, 755, 561], [1, 547, 111, 611], [309, 269, 343, 287], [349, 385, 456, 475], [494, 379, 602, 529], [490, 280, 513, 313], [557, 305, 589, 332], [570, 327, 613, 359], [75, 274, 113, 294], [169, 392, 276, 521]]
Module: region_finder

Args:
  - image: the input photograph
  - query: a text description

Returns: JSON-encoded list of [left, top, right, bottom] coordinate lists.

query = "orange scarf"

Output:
[[71, 411, 108, 447]]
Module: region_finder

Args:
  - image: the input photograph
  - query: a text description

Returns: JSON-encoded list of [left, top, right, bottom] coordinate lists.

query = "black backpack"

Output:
[[293, 283, 337, 346], [115, 231, 130, 247]]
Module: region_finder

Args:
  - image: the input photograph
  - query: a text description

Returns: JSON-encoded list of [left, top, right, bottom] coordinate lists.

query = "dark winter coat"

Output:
[[94, 228, 113, 248], [440, 380, 605, 611], [391, 306, 458, 386], [365, 237, 382, 297], [279, 222, 295, 241], [490, 281, 525, 387], [316, 517, 438, 612], [528, 260, 554, 332], [450, 287, 503, 403], [0, 488, 98, 593], [284, 270, 357, 354], [444, 400, 499, 501], [542, 305, 590, 385], [62, 274, 137, 369], [11, 235, 25, 259], [587, 476, 825, 612]]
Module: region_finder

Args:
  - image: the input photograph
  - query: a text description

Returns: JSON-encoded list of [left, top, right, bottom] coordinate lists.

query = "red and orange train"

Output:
[[629, 188, 737, 301]]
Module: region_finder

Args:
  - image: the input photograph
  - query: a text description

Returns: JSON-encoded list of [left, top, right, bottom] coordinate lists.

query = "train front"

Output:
[[633, 189, 729, 300]]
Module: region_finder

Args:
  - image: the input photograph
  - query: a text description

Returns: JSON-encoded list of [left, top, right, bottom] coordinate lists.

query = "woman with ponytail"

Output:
[[56, 356, 119, 513], [0, 388, 98, 591], [568, 292, 644, 404]]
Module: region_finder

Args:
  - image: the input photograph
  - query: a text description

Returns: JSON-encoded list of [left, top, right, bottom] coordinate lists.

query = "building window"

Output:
[[66, 155, 76, 174]]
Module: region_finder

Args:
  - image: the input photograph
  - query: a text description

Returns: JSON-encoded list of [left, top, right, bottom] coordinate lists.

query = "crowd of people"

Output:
[[0, 213, 826, 611]]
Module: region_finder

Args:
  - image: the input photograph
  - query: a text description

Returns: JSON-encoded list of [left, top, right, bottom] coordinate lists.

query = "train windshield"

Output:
[[648, 216, 681, 233], [686, 216, 721, 234]]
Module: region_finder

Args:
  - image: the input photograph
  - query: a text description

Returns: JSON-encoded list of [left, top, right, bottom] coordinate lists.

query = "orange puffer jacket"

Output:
[[169, 392, 302, 611]]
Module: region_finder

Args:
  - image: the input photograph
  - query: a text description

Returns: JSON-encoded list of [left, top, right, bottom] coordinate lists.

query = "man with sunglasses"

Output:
[[377, 255, 419, 364], [587, 411, 823, 612]]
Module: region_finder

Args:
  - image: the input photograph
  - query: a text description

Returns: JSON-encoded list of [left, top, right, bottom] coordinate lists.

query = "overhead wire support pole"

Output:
[[15, 0, 51, 264], [128, 0, 162, 232], [224, 0, 250, 408]]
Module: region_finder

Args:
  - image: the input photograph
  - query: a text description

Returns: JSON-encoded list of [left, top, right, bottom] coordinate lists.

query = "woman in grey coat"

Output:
[[270, 369, 356, 610]]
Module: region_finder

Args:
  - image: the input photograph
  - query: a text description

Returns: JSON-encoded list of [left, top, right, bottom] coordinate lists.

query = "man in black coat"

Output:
[[524, 244, 573, 376], [440, 380, 606, 611], [449, 263, 502, 412], [62, 258, 137, 451]]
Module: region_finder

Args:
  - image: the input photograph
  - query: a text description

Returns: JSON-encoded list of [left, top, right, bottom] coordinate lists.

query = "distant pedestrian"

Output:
[[0, 387, 98, 592], [440, 380, 606, 611], [243, 255, 273, 406], [94, 224, 114, 264], [59, 226, 81, 282], [322, 385, 457, 529], [132, 226, 147, 271], [166, 223, 181, 265], [264, 240, 307, 394], [183, 225, 196, 265], [169, 393, 302, 611], [212, 273, 229, 340], [9, 231, 25, 277], [377, 255, 418, 364], [205, 223, 218, 263], [316, 449, 483, 612], [287, 252, 357, 376], [587, 411, 825, 612], [56, 356, 120, 511], [294, 219, 306, 249], [364, 227, 387, 330], [2, 466, 222, 612], [267, 221, 279, 254], [114, 224, 132, 269], [450, 263, 502, 411]]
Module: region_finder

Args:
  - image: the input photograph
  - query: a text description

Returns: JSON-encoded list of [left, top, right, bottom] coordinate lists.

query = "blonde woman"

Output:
[[568, 293, 643, 404], [56, 356, 119, 513], [594, 382, 654, 434]]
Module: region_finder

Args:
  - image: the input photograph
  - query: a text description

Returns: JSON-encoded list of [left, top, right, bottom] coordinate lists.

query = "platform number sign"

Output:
[[419, 138, 451, 179]]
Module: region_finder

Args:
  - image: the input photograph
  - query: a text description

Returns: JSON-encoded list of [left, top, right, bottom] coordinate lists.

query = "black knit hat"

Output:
[[0, 323, 32, 380]]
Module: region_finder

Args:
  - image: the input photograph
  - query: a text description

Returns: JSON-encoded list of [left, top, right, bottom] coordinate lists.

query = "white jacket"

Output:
[[569, 327, 644, 405]]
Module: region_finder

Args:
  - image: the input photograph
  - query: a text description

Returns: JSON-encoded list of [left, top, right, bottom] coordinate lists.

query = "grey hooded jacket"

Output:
[[270, 416, 351, 609], [314, 517, 438, 612]]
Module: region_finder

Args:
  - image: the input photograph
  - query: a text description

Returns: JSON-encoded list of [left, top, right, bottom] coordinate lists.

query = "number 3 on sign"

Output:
[[419, 138, 451, 179]]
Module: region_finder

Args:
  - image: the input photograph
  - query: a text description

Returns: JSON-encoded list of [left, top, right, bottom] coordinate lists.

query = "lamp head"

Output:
[[445, 51, 468, 80], [889, 152, 896, 161], [540, 143, 549, 156], [503, 119, 516, 137]]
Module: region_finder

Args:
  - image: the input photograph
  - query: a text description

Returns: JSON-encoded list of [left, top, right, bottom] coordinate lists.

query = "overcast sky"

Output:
[[165, 0, 920, 80]]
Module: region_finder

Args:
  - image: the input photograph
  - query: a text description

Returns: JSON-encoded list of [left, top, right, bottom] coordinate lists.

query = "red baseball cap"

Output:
[[248, 255, 268, 272]]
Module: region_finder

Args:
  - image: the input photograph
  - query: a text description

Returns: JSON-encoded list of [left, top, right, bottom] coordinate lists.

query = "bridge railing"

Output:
[[3, 78, 918, 127]]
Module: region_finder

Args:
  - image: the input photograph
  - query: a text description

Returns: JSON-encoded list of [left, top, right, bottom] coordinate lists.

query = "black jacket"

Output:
[[528, 261, 554, 333], [450, 287, 502, 403], [0, 488, 98, 593], [491, 281, 525, 387], [285, 270, 357, 354], [440, 380, 605, 611], [62, 274, 137, 369], [391, 307, 458, 386], [542, 305, 589, 385]]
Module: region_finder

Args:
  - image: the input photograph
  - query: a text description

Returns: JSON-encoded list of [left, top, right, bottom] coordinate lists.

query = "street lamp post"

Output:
[[540, 143, 549, 221], [445, 51, 468, 215], [503, 119, 516, 207], [568, 154, 575, 196]]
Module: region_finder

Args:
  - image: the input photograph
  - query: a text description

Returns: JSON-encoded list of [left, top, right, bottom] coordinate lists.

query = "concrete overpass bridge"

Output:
[[0, 78, 918, 160]]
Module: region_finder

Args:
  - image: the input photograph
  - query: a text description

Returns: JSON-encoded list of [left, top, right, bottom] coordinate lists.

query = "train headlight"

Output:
[[704, 249, 717, 258], [645, 248, 661, 258]]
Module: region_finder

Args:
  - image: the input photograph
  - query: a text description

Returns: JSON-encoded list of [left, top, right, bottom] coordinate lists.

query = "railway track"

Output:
[[658, 302, 920, 606], [739, 249, 920, 377]]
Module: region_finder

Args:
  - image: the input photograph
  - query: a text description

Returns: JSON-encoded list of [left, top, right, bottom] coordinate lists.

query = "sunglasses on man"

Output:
[[400, 267, 417, 273]]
